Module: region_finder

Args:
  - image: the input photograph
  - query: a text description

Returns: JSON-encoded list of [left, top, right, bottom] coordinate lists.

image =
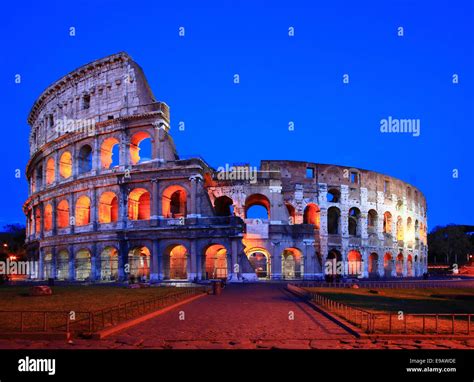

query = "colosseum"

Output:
[[24, 52, 428, 283]]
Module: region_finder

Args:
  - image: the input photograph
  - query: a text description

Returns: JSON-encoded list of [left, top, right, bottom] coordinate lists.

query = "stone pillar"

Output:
[[51, 198, 57, 235], [271, 242, 282, 280], [90, 187, 98, 229], [38, 247, 45, 280], [196, 242, 203, 281], [118, 239, 129, 281], [51, 247, 57, 279], [188, 240, 197, 281], [68, 245, 75, 281], [151, 178, 159, 225], [120, 131, 130, 168], [90, 243, 98, 281], [231, 239, 239, 281], [69, 192, 76, 234], [119, 184, 128, 229], [360, 212, 368, 239], [150, 240, 159, 282]]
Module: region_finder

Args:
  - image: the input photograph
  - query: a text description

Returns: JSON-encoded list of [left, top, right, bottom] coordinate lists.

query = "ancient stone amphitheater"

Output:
[[24, 52, 428, 283]]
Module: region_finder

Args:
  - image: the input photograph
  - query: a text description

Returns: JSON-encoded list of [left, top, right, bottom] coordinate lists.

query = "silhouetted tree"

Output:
[[428, 225, 473, 265]]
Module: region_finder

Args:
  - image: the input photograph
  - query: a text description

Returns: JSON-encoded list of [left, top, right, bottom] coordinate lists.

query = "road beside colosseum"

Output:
[[1, 284, 474, 350]]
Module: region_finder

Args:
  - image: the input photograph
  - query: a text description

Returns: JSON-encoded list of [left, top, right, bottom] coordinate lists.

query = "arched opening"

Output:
[[282, 248, 302, 279], [214, 196, 234, 217], [75, 196, 91, 226], [128, 188, 151, 220], [35, 209, 41, 234], [100, 137, 120, 169], [327, 188, 341, 203], [247, 248, 270, 279], [347, 250, 362, 276], [204, 244, 228, 279], [367, 209, 378, 234], [368, 253, 379, 276], [59, 151, 72, 179], [406, 217, 413, 240], [325, 249, 342, 277], [56, 250, 69, 280], [162, 185, 187, 218], [130, 131, 152, 165], [303, 203, 320, 228], [348, 207, 361, 236], [43, 253, 53, 279], [78, 145, 93, 174], [245, 194, 270, 220], [57, 200, 70, 228], [99, 192, 119, 223], [75, 249, 91, 281], [44, 204, 53, 231], [407, 254, 413, 277], [384, 253, 393, 277], [46, 158, 55, 185], [396, 253, 404, 276], [286, 203, 296, 224], [164, 244, 188, 280], [383, 212, 392, 234], [128, 246, 151, 281], [100, 247, 119, 281], [327, 207, 340, 234], [397, 216, 404, 241]]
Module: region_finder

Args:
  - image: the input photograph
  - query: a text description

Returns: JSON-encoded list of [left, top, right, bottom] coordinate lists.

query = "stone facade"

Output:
[[24, 52, 428, 283]]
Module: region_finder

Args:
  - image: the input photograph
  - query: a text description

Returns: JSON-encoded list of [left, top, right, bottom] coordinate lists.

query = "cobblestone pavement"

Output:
[[1, 284, 473, 350]]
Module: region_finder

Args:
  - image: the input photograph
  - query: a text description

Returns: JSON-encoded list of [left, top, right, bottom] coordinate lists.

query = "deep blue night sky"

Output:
[[1, 0, 473, 229]]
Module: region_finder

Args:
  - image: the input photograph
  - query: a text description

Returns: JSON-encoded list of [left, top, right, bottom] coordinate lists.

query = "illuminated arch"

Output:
[[347, 250, 362, 276], [56, 250, 69, 280], [46, 157, 55, 185], [128, 188, 151, 220], [246, 247, 271, 279], [128, 246, 151, 281], [367, 209, 378, 233], [100, 137, 120, 169], [164, 244, 188, 280], [204, 244, 228, 279], [407, 254, 413, 277], [75, 196, 91, 226], [383, 212, 392, 234], [384, 253, 393, 277], [43, 253, 53, 279], [130, 131, 152, 165], [100, 246, 119, 281], [348, 207, 361, 236], [397, 216, 404, 241], [75, 249, 92, 280], [162, 185, 187, 218], [396, 253, 404, 276], [99, 192, 119, 223], [44, 204, 53, 231], [59, 151, 72, 179], [368, 252, 378, 276], [282, 248, 303, 279], [286, 203, 296, 224], [303, 203, 320, 228], [35, 208, 41, 234], [57, 200, 70, 228]]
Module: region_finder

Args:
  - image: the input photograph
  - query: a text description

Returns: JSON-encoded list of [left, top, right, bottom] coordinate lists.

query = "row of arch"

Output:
[[224, 192, 427, 243], [326, 249, 425, 278], [31, 131, 153, 193], [29, 185, 188, 233]]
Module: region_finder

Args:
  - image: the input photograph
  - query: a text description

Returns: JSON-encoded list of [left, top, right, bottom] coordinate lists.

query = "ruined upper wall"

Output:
[[260, 160, 427, 213], [27, 52, 158, 154]]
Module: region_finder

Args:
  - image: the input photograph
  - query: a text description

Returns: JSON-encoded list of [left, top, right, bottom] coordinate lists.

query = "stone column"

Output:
[[68, 245, 75, 281], [118, 239, 129, 281], [51, 247, 57, 279], [119, 184, 128, 229], [90, 187, 98, 229], [38, 247, 45, 280], [150, 239, 159, 282], [151, 178, 159, 225], [271, 242, 282, 280], [51, 199, 57, 235], [231, 239, 239, 281], [188, 240, 197, 281]]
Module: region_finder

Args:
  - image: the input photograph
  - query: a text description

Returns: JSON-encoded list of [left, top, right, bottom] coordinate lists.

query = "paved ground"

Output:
[[1, 284, 474, 349]]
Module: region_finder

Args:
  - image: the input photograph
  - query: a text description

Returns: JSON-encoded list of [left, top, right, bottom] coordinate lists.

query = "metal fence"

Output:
[[303, 288, 474, 335], [0, 287, 208, 335], [294, 280, 474, 289]]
